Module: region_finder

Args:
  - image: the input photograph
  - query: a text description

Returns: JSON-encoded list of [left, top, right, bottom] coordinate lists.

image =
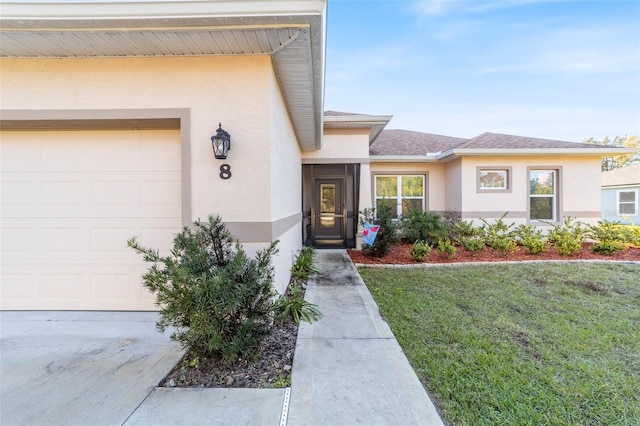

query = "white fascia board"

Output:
[[323, 115, 393, 127], [369, 155, 440, 163], [0, 1, 327, 22], [439, 148, 639, 159], [602, 184, 639, 189]]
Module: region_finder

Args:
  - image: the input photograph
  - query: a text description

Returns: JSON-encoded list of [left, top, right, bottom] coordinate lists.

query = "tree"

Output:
[[583, 135, 640, 171]]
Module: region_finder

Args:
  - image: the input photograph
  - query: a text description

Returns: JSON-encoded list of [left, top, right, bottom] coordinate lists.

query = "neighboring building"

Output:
[[0, 0, 634, 311], [601, 164, 640, 225]]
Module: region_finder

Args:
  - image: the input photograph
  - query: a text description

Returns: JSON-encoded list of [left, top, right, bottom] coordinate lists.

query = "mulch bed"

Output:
[[348, 242, 640, 265], [161, 320, 298, 388], [159, 244, 638, 389]]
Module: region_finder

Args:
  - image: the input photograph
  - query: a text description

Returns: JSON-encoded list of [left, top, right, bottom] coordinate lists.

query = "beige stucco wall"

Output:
[[0, 56, 274, 223], [444, 159, 463, 214], [268, 63, 303, 293], [368, 155, 602, 228], [302, 128, 370, 161], [1, 55, 300, 295], [457, 155, 602, 226]]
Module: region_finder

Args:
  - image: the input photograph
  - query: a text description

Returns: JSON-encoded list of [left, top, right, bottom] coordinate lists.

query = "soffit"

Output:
[[0, 2, 326, 150], [323, 113, 393, 145]]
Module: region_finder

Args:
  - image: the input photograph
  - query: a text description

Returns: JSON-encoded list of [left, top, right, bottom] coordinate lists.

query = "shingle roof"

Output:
[[458, 132, 605, 150], [369, 130, 616, 156], [370, 129, 467, 155], [601, 164, 640, 187]]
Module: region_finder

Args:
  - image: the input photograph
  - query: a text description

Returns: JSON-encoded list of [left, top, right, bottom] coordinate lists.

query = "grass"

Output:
[[359, 262, 640, 426]]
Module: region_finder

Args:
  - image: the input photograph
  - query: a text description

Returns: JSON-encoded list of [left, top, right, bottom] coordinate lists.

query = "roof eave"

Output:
[[0, 0, 327, 151], [443, 148, 638, 158], [369, 155, 441, 163], [324, 114, 393, 145]]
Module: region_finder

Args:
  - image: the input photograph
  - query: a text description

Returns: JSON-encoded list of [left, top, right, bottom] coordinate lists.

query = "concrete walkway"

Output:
[[287, 249, 444, 425], [0, 250, 443, 425]]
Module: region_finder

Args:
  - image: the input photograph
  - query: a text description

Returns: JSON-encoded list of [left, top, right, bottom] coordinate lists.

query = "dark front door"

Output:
[[313, 178, 345, 246]]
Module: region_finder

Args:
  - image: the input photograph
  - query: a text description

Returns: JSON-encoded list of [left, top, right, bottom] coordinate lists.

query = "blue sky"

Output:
[[324, 0, 640, 142]]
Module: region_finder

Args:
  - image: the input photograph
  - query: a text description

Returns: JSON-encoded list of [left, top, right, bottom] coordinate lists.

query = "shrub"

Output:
[[514, 224, 550, 255], [410, 241, 432, 262], [458, 235, 486, 253], [359, 202, 399, 257], [451, 219, 483, 241], [290, 246, 319, 281], [127, 215, 278, 363], [588, 221, 638, 247], [402, 210, 448, 245], [274, 284, 322, 325], [490, 235, 519, 254], [480, 213, 514, 243], [592, 240, 627, 255], [437, 239, 457, 259], [547, 217, 586, 256]]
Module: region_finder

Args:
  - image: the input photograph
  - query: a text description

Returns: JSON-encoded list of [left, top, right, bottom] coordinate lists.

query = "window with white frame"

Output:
[[529, 169, 557, 221], [617, 190, 637, 215], [477, 167, 511, 192], [375, 175, 425, 219]]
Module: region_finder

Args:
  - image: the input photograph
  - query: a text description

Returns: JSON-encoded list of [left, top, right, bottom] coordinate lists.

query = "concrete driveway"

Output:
[[0, 311, 184, 425]]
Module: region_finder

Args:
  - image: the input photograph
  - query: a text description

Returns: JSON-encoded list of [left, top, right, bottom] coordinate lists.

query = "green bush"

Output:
[[274, 284, 322, 325], [290, 246, 319, 281], [402, 210, 448, 245], [491, 235, 519, 254], [451, 219, 483, 241], [480, 213, 514, 243], [359, 202, 399, 257], [437, 239, 457, 259], [514, 224, 550, 255], [128, 215, 278, 363], [588, 221, 638, 247], [592, 240, 627, 255], [458, 235, 486, 253], [410, 241, 432, 262], [547, 217, 586, 256]]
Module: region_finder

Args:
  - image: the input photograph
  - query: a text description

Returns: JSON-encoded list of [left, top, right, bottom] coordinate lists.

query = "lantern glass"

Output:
[[211, 123, 231, 159]]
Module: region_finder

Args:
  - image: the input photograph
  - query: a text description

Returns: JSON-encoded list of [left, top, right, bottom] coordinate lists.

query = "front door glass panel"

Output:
[[314, 179, 344, 240]]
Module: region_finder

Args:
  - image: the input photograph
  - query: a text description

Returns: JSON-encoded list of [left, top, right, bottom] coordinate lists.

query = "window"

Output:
[[375, 175, 425, 219], [617, 190, 637, 215], [529, 169, 557, 221], [477, 167, 511, 192]]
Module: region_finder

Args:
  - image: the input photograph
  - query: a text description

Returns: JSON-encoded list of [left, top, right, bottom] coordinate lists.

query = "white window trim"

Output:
[[617, 189, 638, 216], [374, 174, 426, 218], [476, 166, 512, 193], [529, 169, 558, 222]]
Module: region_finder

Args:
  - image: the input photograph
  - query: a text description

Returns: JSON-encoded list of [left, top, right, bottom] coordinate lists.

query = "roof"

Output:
[[0, 0, 327, 150], [601, 164, 640, 187], [369, 130, 637, 161], [458, 132, 606, 150], [370, 129, 466, 155]]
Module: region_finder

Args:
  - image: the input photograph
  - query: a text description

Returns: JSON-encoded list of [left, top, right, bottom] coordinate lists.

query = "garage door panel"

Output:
[[1, 129, 181, 311]]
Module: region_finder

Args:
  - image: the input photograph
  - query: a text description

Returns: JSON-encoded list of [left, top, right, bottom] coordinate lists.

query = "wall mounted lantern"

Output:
[[211, 123, 231, 160]]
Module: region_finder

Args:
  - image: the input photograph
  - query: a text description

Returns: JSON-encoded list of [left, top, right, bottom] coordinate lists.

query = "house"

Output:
[[310, 112, 635, 243], [0, 0, 327, 310], [601, 164, 640, 225], [0, 0, 633, 311]]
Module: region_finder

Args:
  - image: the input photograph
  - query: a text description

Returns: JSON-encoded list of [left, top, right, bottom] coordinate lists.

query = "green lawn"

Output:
[[359, 262, 640, 426]]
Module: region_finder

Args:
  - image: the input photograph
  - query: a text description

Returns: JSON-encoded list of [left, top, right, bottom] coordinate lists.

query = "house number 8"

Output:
[[219, 164, 232, 180]]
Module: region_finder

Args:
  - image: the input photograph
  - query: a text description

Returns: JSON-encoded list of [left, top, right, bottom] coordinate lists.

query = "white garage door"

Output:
[[1, 129, 182, 311]]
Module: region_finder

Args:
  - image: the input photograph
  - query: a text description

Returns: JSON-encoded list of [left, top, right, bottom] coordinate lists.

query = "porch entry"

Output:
[[303, 164, 359, 248]]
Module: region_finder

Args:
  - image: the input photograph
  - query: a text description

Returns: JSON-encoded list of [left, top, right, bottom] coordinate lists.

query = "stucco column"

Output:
[[357, 162, 373, 249]]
